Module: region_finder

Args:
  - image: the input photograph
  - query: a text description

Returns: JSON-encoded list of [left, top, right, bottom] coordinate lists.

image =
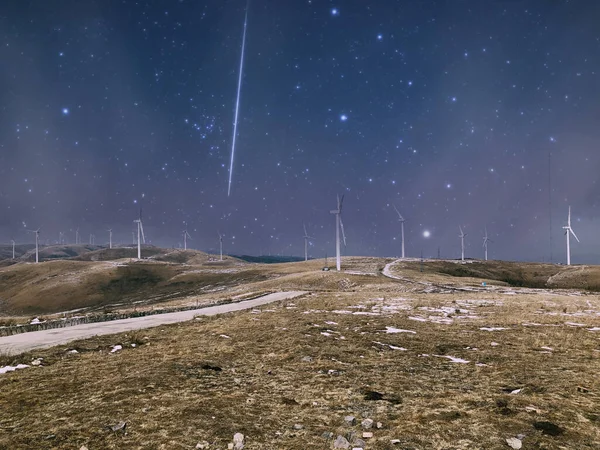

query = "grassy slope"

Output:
[[0, 284, 599, 449]]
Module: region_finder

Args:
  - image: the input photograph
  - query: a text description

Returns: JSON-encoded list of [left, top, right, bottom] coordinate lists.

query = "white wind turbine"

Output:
[[11, 238, 15, 259], [483, 227, 492, 261], [330, 194, 345, 271], [59, 231, 64, 245], [303, 224, 315, 262], [182, 229, 191, 250], [27, 228, 41, 263], [218, 231, 224, 261], [459, 225, 467, 261], [392, 204, 406, 258], [107, 229, 113, 249], [133, 209, 145, 260], [563, 206, 579, 266]]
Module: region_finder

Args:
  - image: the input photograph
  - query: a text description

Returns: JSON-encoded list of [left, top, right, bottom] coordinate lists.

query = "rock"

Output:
[[353, 437, 366, 447], [293, 424, 303, 430], [109, 421, 126, 433], [506, 437, 522, 449], [322, 431, 334, 440], [361, 418, 373, 429], [390, 439, 401, 445], [362, 432, 373, 438], [233, 432, 244, 449], [80, 446, 89, 450], [228, 444, 234, 450], [333, 435, 350, 449], [376, 421, 383, 429], [344, 415, 356, 426], [301, 356, 313, 362], [31, 358, 43, 366], [196, 442, 210, 449]]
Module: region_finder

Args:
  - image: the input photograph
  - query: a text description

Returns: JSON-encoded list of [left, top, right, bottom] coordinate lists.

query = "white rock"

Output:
[[233, 432, 244, 449], [361, 418, 374, 429], [344, 415, 356, 425], [376, 422, 383, 429], [333, 435, 350, 449], [293, 423, 303, 430], [195, 442, 210, 449], [506, 437, 522, 449], [362, 431, 373, 438], [110, 345, 122, 353]]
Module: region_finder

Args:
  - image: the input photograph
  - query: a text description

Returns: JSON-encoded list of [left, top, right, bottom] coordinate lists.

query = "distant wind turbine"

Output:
[[75, 228, 80, 245], [218, 231, 224, 261], [11, 238, 15, 259], [330, 194, 345, 271], [107, 229, 113, 249], [483, 227, 492, 261], [303, 224, 314, 262], [392, 204, 406, 258], [58, 231, 64, 245], [563, 206, 579, 266], [133, 209, 145, 260], [459, 225, 467, 261], [183, 229, 191, 250], [27, 228, 41, 263]]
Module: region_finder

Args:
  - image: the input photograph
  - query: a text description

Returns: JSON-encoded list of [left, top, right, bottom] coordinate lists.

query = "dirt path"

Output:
[[0, 291, 307, 356]]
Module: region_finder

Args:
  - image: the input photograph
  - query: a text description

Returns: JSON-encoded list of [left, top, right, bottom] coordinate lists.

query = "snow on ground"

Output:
[[373, 341, 407, 351], [384, 326, 416, 334], [0, 364, 30, 375], [434, 355, 470, 364], [110, 345, 122, 353], [480, 327, 508, 331]]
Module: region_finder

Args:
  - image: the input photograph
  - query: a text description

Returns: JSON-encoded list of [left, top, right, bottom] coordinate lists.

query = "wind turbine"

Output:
[[10, 239, 15, 259], [58, 231, 64, 245], [563, 206, 579, 266], [75, 228, 80, 245], [303, 224, 315, 262], [330, 194, 344, 271], [483, 227, 492, 261], [218, 231, 224, 261], [133, 209, 145, 260], [459, 225, 467, 261], [107, 229, 113, 249], [392, 204, 406, 258], [27, 228, 41, 263], [183, 229, 191, 250]]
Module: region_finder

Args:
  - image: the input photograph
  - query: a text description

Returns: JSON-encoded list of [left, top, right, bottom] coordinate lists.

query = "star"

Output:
[[340, 114, 348, 122], [330, 8, 339, 16], [62, 108, 69, 115]]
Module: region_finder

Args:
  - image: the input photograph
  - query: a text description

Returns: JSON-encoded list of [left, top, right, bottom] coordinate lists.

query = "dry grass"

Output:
[[1, 269, 599, 449]]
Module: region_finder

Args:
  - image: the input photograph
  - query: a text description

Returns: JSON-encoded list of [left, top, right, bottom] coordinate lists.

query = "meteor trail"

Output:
[[227, 3, 249, 197]]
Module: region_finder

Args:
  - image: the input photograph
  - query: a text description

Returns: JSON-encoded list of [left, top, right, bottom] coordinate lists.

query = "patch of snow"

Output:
[[480, 327, 508, 331], [332, 310, 353, 315], [384, 326, 416, 334], [321, 332, 332, 337], [30, 317, 42, 325], [373, 341, 407, 351], [110, 345, 122, 353], [540, 346, 553, 351], [588, 327, 600, 332], [509, 388, 522, 395], [0, 364, 30, 374], [434, 355, 470, 364], [325, 321, 338, 325], [491, 342, 500, 347], [219, 334, 231, 339], [408, 316, 428, 322], [565, 322, 586, 327]]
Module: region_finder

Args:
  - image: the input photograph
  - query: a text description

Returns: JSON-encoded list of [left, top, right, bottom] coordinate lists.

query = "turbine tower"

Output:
[[11, 239, 15, 259], [330, 194, 344, 271], [27, 228, 41, 263], [393, 204, 406, 258], [107, 229, 113, 249], [59, 231, 64, 245], [483, 227, 492, 261], [183, 229, 191, 250], [563, 206, 579, 266], [459, 225, 467, 261], [133, 209, 145, 260], [303, 224, 314, 262], [218, 231, 223, 261]]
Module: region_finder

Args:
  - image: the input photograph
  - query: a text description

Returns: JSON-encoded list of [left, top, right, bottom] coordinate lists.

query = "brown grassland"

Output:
[[0, 257, 599, 449]]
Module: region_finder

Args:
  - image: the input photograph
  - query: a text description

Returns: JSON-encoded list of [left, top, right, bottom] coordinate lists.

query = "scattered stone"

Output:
[[110, 345, 122, 353], [362, 431, 373, 438], [506, 437, 522, 449], [533, 421, 564, 436], [233, 432, 245, 449], [228, 444, 233, 450], [376, 422, 383, 429], [79, 446, 89, 450], [333, 435, 350, 449], [196, 442, 210, 449], [321, 431, 334, 440], [344, 415, 356, 426], [352, 437, 366, 447], [31, 358, 43, 366], [108, 421, 127, 433], [361, 418, 374, 429], [301, 356, 313, 362], [68, 349, 79, 354], [390, 439, 401, 445], [293, 424, 303, 430]]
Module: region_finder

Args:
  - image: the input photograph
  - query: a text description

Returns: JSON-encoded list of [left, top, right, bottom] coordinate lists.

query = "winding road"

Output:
[[0, 291, 307, 356]]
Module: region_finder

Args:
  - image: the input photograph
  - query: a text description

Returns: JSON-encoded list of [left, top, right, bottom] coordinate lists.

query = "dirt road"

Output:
[[0, 291, 307, 356]]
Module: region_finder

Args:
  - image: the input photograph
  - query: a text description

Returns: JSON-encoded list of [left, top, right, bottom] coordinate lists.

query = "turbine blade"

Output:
[[340, 217, 347, 247], [303, 224, 307, 236], [140, 221, 146, 244], [339, 194, 344, 212], [570, 228, 580, 242]]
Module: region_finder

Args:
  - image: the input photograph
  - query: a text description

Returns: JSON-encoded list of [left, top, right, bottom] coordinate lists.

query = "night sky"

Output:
[[1, 1, 600, 263]]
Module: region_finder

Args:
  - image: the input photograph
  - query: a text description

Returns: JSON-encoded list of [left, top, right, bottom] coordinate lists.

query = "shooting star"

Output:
[[227, 2, 249, 197]]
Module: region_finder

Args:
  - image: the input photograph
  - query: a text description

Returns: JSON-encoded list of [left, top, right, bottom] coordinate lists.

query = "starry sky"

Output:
[[1, 0, 600, 263]]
